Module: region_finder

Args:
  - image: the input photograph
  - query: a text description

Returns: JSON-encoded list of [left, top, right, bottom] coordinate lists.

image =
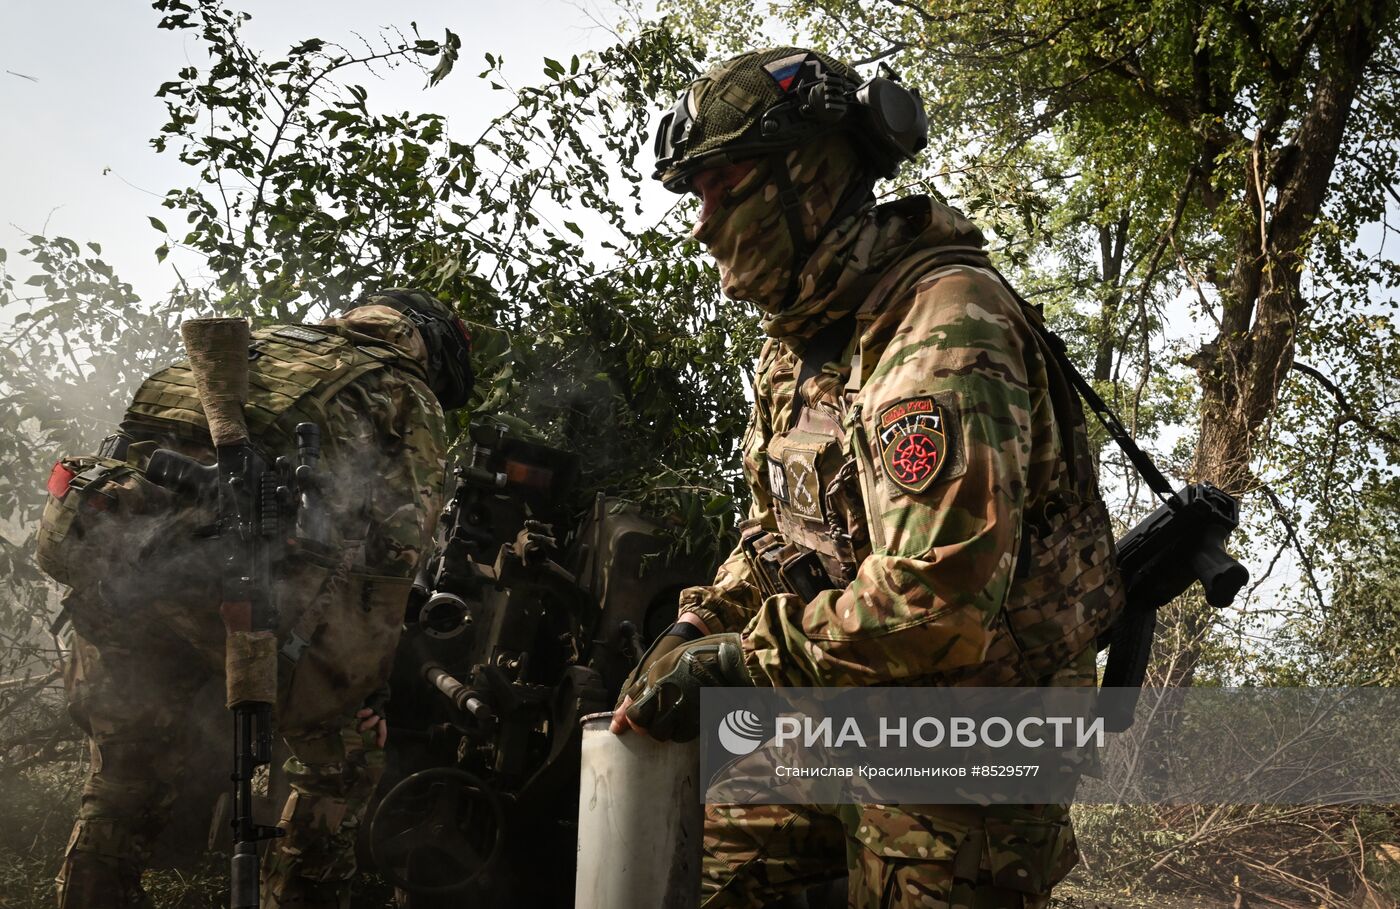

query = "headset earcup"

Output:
[[854, 78, 929, 173]]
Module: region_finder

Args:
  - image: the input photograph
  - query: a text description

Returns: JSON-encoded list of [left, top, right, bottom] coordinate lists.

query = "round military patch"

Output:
[[877, 397, 949, 495]]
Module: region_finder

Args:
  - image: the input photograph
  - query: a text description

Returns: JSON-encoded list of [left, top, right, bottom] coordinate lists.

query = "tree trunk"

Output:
[[1178, 4, 1383, 687], [1093, 212, 1131, 385]]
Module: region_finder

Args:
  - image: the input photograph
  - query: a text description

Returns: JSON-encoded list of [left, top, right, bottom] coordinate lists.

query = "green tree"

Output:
[[145, 0, 759, 542], [656, 0, 1400, 682], [633, 9, 1400, 899], [0, 236, 189, 782]]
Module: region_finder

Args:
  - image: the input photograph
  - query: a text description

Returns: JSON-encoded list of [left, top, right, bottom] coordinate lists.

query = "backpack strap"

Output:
[[122, 326, 422, 458], [841, 244, 1177, 506]]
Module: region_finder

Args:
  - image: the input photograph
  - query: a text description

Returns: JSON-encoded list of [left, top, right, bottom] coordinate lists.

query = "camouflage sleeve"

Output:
[[320, 367, 448, 578], [677, 342, 782, 634], [677, 537, 761, 634], [745, 267, 1033, 686]]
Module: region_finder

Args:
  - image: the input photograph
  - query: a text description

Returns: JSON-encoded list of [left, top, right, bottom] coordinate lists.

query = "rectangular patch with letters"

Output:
[[273, 326, 329, 344], [768, 457, 789, 503]]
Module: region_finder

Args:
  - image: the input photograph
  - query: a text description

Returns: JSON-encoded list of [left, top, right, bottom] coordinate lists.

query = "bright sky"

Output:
[[0, 0, 646, 301]]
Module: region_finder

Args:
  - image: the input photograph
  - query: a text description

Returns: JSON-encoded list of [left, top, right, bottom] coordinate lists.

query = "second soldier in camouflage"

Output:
[[42, 292, 468, 909]]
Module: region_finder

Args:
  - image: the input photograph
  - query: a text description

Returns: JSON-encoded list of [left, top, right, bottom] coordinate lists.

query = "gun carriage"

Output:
[[364, 421, 709, 906]]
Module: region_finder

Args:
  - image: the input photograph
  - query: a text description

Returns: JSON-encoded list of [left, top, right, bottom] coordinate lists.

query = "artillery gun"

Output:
[[363, 420, 709, 906]]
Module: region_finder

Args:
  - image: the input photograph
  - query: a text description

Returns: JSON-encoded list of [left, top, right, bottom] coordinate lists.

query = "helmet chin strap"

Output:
[[768, 150, 879, 311], [768, 151, 811, 309]]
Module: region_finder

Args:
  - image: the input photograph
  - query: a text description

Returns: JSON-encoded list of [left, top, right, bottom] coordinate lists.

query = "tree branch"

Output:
[[1229, 4, 1286, 75], [877, 0, 940, 25], [850, 43, 908, 66], [1086, 49, 1201, 128], [1283, 3, 1334, 78], [1291, 361, 1400, 447], [1258, 482, 1327, 614]]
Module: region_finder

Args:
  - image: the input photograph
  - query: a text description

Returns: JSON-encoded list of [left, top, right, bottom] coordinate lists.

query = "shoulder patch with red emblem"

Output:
[[875, 395, 958, 495]]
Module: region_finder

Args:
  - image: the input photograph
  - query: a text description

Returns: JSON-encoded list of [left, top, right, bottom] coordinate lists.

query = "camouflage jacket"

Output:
[[120, 306, 448, 579], [309, 306, 449, 577], [679, 196, 1122, 688]]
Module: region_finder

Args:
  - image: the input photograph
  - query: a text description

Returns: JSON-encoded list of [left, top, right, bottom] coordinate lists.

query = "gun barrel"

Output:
[[424, 664, 494, 724], [230, 848, 258, 909], [458, 464, 507, 488]]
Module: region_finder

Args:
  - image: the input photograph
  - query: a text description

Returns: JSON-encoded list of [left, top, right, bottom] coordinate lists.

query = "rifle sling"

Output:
[[979, 269, 1179, 697], [1019, 311, 1179, 506]]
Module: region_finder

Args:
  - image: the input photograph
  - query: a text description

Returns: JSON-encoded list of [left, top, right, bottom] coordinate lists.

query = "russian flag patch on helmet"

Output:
[[763, 52, 827, 93]]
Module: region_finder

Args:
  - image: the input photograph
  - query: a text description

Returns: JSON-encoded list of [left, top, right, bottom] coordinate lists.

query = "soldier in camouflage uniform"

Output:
[[41, 291, 469, 908], [613, 49, 1124, 908]]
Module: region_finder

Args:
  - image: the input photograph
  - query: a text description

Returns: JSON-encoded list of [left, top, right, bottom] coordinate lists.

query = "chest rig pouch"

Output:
[[759, 316, 870, 600], [767, 411, 867, 595]]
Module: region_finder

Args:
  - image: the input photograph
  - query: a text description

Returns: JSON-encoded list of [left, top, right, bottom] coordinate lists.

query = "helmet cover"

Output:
[[356, 288, 475, 411]]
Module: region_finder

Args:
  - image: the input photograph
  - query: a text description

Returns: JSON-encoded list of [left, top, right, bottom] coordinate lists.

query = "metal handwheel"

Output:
[[368, 767, 505, 895]]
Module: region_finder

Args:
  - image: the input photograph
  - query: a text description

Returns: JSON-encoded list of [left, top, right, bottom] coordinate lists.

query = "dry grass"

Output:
[[0, 760, 395, 909], [2, 760, 1396, 907], [1065, 803, 1400, 909]]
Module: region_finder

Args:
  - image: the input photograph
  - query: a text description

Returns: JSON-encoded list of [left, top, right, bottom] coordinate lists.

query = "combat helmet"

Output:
[[653, 47, 928, 193], [355, 288, 475, 411]]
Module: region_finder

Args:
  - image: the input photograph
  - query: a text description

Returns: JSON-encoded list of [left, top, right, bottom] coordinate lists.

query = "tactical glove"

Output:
[[623, 633, 753, 742], [618, 619, 706, 708], [363, 684, 390, 720], [358, 684, 391, 748]]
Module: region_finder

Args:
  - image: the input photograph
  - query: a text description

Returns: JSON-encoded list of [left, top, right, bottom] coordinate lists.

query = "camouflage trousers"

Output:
[[54, 562, 409, 909], [701, 801, 1077, 909]]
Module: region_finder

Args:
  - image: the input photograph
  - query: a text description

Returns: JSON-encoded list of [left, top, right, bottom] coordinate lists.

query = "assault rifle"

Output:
[[145, 318, 327, 909], [1098, 482, 1248, 730]]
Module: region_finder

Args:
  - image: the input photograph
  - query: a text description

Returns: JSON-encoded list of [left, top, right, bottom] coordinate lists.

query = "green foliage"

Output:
[[0, 5, 754, 894], [0, 236, 189, 679], [0, 1, 1397, 904], [649, 0, 1232, 520], [1, 1, 759, 607], [143, 0, 758, 542], [0, 0, 757, 764], [638, 11, 1400, 898]]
